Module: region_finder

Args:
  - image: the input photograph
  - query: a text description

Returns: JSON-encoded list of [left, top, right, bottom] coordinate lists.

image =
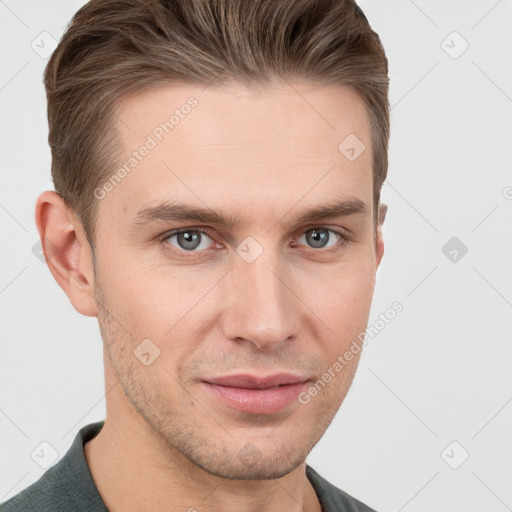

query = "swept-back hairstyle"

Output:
[[45, 0, 390, 249]]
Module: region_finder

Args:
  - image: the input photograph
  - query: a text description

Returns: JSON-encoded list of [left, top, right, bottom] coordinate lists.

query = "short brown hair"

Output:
[[45, 0, 390, 250]]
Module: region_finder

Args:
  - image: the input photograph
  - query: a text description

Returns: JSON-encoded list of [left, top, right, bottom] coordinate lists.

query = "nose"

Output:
[[219, 249, 300, 352]]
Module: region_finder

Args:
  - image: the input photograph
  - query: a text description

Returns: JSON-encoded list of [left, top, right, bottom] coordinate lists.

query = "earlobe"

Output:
[[34, 190, 98, 317]]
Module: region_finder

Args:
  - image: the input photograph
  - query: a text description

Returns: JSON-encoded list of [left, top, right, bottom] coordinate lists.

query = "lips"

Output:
[[205, 373, 308, 389], [201, 373, 309, 414]]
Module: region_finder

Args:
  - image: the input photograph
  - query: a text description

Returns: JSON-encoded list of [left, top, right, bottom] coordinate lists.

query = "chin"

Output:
[[200, 456, 304, 481]]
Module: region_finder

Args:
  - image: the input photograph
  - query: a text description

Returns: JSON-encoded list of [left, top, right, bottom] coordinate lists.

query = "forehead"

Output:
[[98, 81, 373, 226]]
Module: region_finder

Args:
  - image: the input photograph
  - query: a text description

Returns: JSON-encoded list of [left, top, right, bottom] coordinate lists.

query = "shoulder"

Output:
[[306, 465, 378, 512], [0, 459, 106, 512], [0, 422, 107, 512], [0, 463, 78, 512]]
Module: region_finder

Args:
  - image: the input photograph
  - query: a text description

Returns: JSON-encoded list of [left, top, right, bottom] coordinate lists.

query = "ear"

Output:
[[34, 190, 98, 317], [375, 202, 387, 269]]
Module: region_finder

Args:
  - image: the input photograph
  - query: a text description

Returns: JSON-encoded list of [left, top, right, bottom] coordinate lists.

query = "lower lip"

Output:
[[201, 381, 308, 414]]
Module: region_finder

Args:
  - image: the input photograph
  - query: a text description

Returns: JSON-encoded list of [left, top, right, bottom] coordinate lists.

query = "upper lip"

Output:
[[205, 373, 309, 389]]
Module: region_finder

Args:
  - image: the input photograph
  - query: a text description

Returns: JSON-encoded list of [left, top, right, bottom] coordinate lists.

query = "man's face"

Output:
[[92, 81, 383, 479]]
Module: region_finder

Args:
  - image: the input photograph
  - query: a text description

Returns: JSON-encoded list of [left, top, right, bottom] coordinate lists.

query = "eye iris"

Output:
[[177, 231, 201, 250], [306, 228, 329, 248]]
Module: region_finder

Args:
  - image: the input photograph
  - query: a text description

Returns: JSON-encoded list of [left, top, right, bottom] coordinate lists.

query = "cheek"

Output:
[[303, 259, 376, 330], [94, 252, 158, 348], [97, 254, 220, 361]]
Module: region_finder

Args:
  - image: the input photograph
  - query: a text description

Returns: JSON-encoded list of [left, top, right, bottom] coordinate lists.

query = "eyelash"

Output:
[[157, 227, 353, 258]]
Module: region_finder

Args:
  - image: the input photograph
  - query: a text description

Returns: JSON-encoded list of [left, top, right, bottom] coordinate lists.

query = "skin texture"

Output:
[[36, 81, 386, 512]]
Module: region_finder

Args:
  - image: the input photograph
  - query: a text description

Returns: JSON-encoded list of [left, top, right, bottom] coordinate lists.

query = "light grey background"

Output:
[[1, 1, 511, 510]]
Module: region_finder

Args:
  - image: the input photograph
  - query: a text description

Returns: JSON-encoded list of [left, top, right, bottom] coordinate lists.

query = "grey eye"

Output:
[[298, 228, 340, 249], [166, 230, 213, 251]]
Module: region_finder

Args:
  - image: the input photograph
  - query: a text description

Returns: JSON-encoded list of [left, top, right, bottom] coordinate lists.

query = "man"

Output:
[[1, 0, 389, 510]]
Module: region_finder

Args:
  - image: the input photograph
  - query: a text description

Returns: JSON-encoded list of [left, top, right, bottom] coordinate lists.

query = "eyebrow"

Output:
[[132, 196, 369, 229]]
